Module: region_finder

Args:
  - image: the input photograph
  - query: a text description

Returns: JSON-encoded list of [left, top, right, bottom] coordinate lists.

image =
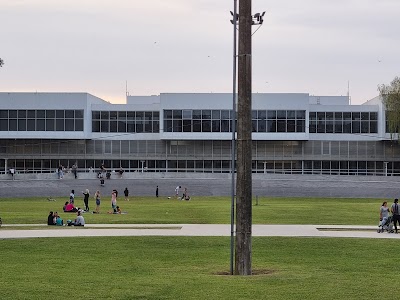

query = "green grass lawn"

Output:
[[0, 236, 397, 300], [0, 197, 394, 299], [0, 196, 383, 225]]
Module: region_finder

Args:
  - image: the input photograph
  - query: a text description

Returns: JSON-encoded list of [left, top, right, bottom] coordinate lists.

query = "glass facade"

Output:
[[4, 94, 400, 177], [309, 112, 378, 134], [164, 109, 306, 133], [2, 139, 400, 176], [92, 111, 159, 133], [0, 110, 84, 132]]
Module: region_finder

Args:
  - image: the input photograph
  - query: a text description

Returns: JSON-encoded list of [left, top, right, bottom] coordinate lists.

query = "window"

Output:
[[322, 142, 330, 155], [56, 110, 64, 118], [18, 119, 27, 131], [65, 110, 75, 118], [65, 119, 74, 131], [183, 110, 192, 119], [212, 120, 220, 132], [173, 110, 182, 119], [92, 121, 100, 132], [202, 110, 211, 119]]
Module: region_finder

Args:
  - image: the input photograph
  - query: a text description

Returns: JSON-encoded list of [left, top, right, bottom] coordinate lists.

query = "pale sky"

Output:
[[1, 0, 399, 104]]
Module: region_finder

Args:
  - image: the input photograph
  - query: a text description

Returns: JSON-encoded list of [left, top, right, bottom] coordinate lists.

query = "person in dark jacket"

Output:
[[47, 211, 55, 225], [83, 189, 90, 211], [124, 187, 129, 201]]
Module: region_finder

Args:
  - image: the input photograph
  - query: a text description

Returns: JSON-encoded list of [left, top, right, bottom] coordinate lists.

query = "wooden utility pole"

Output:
[[235, 0, 252, 275]]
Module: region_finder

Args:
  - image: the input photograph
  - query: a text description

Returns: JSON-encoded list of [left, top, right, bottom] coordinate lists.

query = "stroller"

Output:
[[377, 216, 394, 233]]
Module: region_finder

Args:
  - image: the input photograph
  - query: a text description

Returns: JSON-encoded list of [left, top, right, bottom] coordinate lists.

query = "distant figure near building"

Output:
[[72, 163, 77, 179], [175, 186, 181, 199], [124, 187, 129, 201], [9, 168, 15, 180], [181, 187, 190, 201], [99, 174, 105, 186], [58, 165, 63, 179], [156, 186, 159, 198], [69, 190, 75, 204]]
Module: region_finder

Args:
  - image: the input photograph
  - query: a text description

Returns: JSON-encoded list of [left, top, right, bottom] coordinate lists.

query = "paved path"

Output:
[[1, 224, 399, 240]]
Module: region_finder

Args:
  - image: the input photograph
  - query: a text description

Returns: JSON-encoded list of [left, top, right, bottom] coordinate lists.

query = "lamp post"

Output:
[[230, 2, 265, 275], [230, 0, 238, 276]]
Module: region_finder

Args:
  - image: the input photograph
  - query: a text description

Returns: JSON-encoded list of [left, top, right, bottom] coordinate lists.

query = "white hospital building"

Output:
[[0, 92, 398, 177]]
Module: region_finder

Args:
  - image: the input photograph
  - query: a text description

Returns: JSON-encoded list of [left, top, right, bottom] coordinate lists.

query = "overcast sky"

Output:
[[1, 0, 399, 104]]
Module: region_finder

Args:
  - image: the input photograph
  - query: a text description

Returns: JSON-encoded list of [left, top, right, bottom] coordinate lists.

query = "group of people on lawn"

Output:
[[47, 187, 129, 226]]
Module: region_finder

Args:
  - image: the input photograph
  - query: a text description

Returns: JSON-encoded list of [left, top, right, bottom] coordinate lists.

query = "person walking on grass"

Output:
[[124, 187, 129, 201], [380, 201, 390, 227], [391, 198, 400, 233], [156, 186, 159, 198]]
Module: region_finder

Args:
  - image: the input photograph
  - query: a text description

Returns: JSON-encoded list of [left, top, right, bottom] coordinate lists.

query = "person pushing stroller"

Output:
[[378, 201, 394, 233]]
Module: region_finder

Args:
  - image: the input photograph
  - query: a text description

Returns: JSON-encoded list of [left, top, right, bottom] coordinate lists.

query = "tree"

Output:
[[379, 76, 400, 138], [0, 58, 4, 67]]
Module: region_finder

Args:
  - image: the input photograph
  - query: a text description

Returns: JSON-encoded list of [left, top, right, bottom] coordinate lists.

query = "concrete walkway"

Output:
[[1, 224, 399, 240]]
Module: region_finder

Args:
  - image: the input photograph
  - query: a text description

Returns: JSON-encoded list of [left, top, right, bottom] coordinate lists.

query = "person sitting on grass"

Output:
[[68, 211, 85, 226], [63, 201, 78, 212], [47, 211, 55, 225], [108, 206, 122, 214], [53, 212, 63, 226]]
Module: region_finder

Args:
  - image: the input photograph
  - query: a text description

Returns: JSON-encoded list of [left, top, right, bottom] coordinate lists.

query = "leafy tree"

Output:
[[0, 58, 4, 67], [379, 76, 400, 138]]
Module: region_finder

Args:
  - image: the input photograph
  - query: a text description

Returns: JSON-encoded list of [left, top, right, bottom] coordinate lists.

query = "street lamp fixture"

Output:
[[230, 11, 266, 25], [252, 11, 266, 25]]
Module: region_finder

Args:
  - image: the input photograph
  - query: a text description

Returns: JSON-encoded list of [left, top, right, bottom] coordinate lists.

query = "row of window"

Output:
[[252, 120, 306, 133], [92, 111, 160, 133], [309, 112, 378, 121], [163, 119, 307, 133], [164, 110, 307, 133], [92, 111, 159, 120], [164, 109, 306, 120], [0, 110, 84, 119], [92, 120, 160, 133], [0, 109, 389, 135], [309, 121, 378, 134], [0, 119, 84, 132], [3, 159, 398, 175], [0, 110, 84, 132]]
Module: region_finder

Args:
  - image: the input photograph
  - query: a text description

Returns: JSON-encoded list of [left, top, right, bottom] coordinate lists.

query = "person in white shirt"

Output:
[[175, 186, 181, 199], [73, 211, 85, 226]]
